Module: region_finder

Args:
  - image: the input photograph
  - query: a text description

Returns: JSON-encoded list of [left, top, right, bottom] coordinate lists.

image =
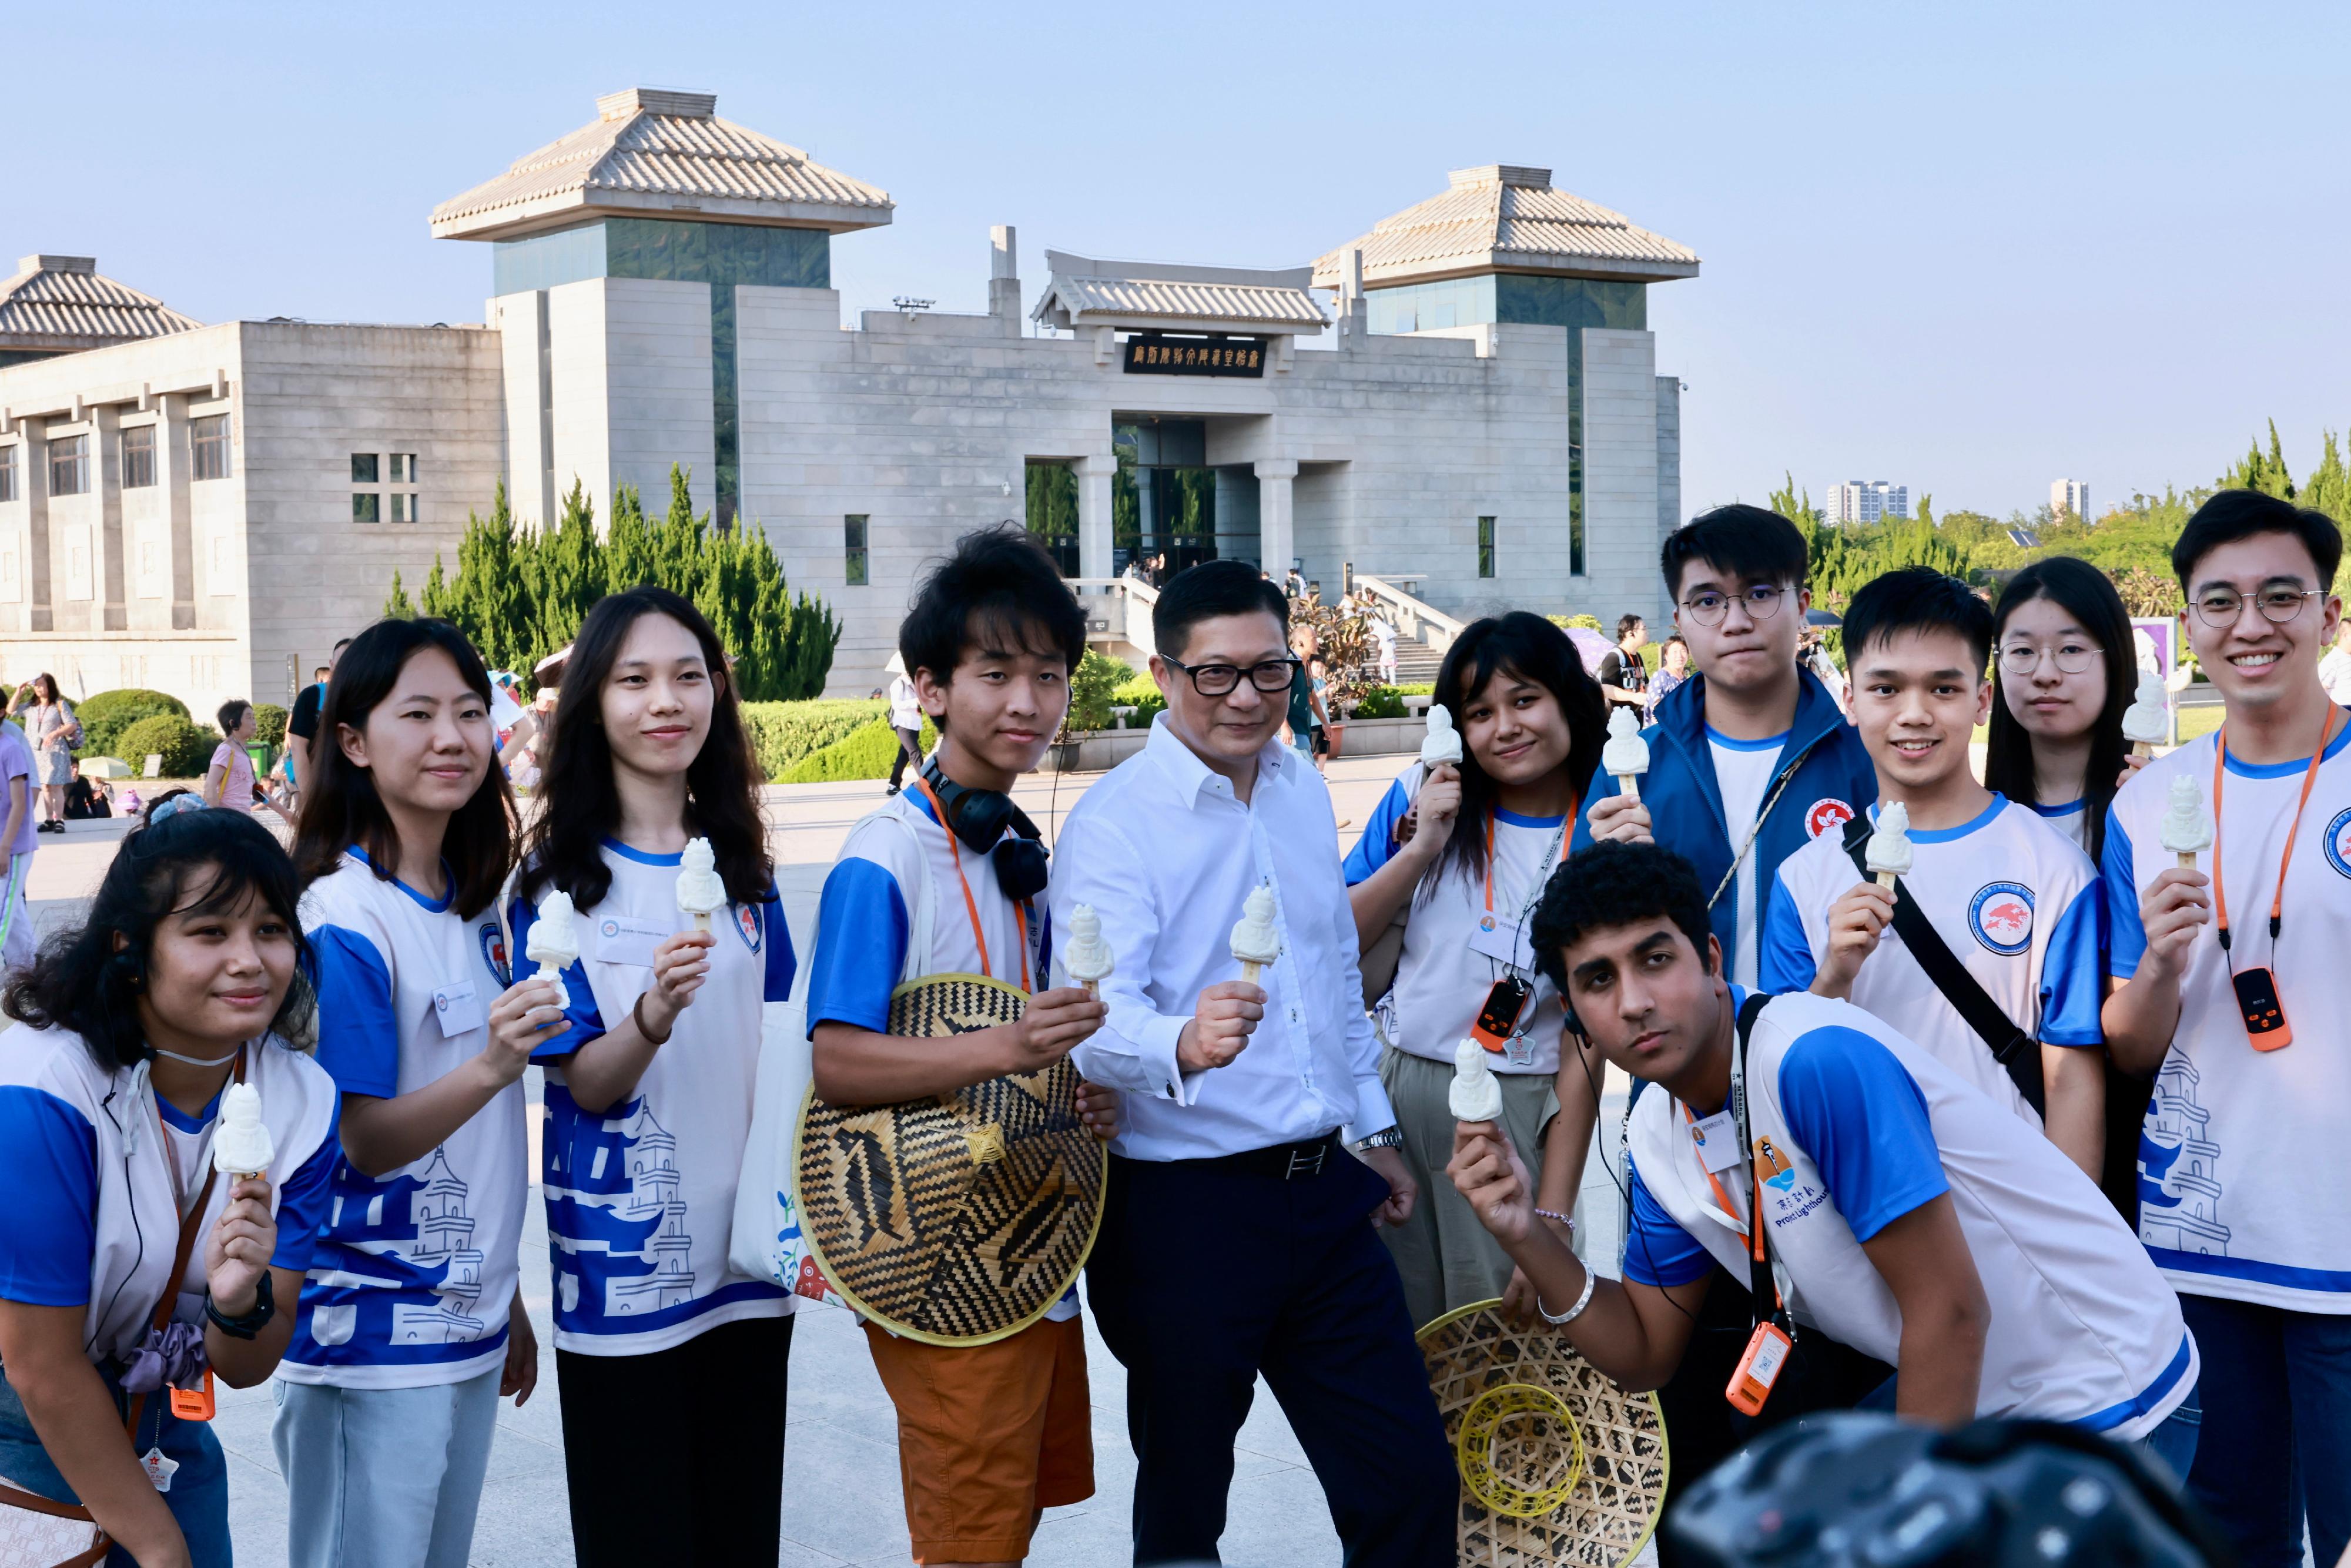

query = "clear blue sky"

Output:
[[16, 1, 2347, 522]]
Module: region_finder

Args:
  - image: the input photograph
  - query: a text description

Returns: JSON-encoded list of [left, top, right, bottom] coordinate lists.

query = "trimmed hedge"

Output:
[[253, 703, 289, 748], [1345, 683, 1436, 719], [741, 699, 887, 780], [118, 714, 216, 778], [776, 716, 937, 783], [78, 689, 190, 761]]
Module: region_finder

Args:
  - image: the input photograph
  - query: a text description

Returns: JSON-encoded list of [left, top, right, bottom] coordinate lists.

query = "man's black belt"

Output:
[[1181, 1133, 1344, 1181]]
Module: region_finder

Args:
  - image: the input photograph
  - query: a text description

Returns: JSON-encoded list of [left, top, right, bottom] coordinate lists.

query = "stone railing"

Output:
[[1354, 575, 1464, 656], [1066, 577, 1159, 658]]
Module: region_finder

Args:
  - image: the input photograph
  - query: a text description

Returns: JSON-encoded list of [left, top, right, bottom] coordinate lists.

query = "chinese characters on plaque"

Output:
[[1120, 334, 1271, 379]]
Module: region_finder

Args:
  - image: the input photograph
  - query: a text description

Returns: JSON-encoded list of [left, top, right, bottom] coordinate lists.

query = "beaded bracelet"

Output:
[[1534, 1208, 1576, 1230]]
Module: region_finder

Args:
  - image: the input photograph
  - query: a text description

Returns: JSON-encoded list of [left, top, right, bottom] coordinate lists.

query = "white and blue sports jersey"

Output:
[[2105, 715, 2351, 1312], [1761, 795, 2104, 1128], [805, 789, 1075, 1322], [283, 849, 529, 1389], [2026, 797, 2093, 855], [0, 1025, 338, 1363], [514, 842, 797, 1355], [1341, 763, 1570, 1073], [1624, 989, 2195, 1442]]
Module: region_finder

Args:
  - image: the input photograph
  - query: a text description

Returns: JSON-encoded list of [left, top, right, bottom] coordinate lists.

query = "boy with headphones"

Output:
[[803, 525, 1111, 1568]]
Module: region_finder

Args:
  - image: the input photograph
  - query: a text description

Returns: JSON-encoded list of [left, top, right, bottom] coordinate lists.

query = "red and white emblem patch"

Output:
[[1804, 799, 1856, 839]]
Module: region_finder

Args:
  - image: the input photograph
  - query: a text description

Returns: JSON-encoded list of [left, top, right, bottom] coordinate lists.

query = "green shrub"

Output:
[[1068, 651, 1135, 733], [78, 689, 189, 760], [1108, 675, 1165, 729], [118, 714, 216, 778], [776, 716, 938, 783], [739, 699, 887, 778], [252, 703, 289, 748], [1550, 613, 1603, 632]]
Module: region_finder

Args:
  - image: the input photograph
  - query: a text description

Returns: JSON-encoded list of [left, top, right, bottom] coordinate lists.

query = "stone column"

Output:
[[22, 416, 51, 632], [158, 394, 195, 630], [93, 402, 126, 631], [1254, 458, 1298, 579], [1075, 453, 1117, 581], [989, 226, 1022, 338]]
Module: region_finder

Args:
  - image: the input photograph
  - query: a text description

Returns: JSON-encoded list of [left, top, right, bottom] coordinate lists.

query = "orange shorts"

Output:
[[862, 1313, 1095, 1563]]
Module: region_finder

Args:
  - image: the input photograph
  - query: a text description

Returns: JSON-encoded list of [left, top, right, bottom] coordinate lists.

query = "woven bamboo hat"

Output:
[[1419, 1299, 1670, 1566], [794, 972, 1108, 1346]]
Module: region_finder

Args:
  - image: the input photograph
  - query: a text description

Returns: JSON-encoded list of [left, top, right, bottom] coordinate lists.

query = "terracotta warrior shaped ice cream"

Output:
[[1229, 885, 1281, 984], [675, 836, 727, 932]]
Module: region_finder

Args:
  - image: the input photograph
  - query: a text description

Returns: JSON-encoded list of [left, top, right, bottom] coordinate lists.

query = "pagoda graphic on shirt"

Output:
[[543, 1087, 696, 1324], [390, 1146, 490, 1343], [2137, 1055, 2231, 1255]]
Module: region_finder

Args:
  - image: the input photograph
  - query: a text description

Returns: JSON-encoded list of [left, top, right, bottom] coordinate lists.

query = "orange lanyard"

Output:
[[911, 778, 1032, 991], [1480, 800, 1578, 919], [1683, 1103, 1766, 1265], [2210, 707, 2342, 949]]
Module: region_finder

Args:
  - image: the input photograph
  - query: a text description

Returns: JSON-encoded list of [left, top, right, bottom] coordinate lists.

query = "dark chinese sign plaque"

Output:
[[1122, 334, 1270, 378]]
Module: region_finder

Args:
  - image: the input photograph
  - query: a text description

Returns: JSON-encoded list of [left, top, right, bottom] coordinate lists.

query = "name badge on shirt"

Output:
[[1466, 916, 1536, 973], [1689, 1110, 1742, 1174], [432, 979, 485, 1037], [597, 915, 670, 969]]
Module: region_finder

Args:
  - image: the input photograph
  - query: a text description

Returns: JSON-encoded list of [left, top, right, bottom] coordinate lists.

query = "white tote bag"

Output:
[[727, 801, 936, 1305]]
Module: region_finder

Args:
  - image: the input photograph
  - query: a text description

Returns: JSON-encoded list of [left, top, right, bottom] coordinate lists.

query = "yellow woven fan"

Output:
[[1419, 1299, 1670, 1567]]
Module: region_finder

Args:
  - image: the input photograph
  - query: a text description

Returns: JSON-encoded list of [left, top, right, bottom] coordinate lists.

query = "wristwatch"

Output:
[[1351, 1127, 1405, 1154], [205, 1270, 276, 1340]]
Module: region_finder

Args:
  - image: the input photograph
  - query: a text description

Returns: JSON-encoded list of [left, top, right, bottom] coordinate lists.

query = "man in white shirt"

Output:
[[883, 666, 923, 795], [2101, 490, 2350, 1567], [1054, 561, 1455, 1567]]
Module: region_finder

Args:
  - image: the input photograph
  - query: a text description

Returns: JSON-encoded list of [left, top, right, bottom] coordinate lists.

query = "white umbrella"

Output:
[[884, 651, 906, 676], [82, 756, 134, 778]]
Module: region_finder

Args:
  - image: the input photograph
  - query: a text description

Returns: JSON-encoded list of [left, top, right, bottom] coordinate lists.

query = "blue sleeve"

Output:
[[270, 1101, 341, 1272], [1759, 869, 1819, 994], [805, 857, 910, 1037], [1620, 1154, 1715, 1289], [2038, 880, 2106, 1046], [1341, 778, 1415, 886], [761, 882, 798, 1003], [1777, 1025, 1949, 1242], [2101, 810, 2146, 979], [0, 1085, 97, 1306], [312, 924, 403, 1100], [508, 893, 605, 1061]]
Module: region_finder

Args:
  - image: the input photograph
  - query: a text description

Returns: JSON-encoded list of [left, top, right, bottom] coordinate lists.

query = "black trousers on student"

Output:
[[554, 1312, 794, 1567], [887, 726, 922, 789], [1086, 1145, 1458, 1567]]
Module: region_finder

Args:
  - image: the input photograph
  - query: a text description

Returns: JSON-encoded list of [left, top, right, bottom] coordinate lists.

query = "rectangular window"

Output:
[[48, 435, 89, 496], [1477, 515, 1496, 578], [390, 493, 417, 522], [122, 425, 156, 489], [353, 493, 380, 524], [389, 453, 417, 483], [845, 514, 869, 586], [351, 454, 379, 484], [0, 443, 19, 503], [192, 416, 230, 481]]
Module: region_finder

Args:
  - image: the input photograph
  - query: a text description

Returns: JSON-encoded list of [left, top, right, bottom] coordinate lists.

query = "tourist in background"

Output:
[[0, 718, 31, 974], [2101, 492, 2349, 1567], [62, 759, 112, 820], [12, 674, 80, 834], [1372, 611, 1399, 686], [1596, 614, 1649, 713], [276, 617, 554, 1568], [1645, 635, 1690, 721], [1342, 612, 1607, 1329], [511, 587, 799, 1566], [1285, 625, 1329, 769], [286, 639, 351, 810], [205, 701, 294, 826], [885, 659, 923, 795], [0, 809, 341, 1568]]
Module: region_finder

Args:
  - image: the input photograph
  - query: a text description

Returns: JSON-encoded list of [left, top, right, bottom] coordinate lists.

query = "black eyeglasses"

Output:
[[2189, 586, 2323, 629], [1679, 584, 1787, 627], [1164, 656, 1302, 696]]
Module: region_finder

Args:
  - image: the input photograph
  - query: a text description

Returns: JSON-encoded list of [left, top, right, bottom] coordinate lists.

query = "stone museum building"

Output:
[[0, 87, 1697, 711]]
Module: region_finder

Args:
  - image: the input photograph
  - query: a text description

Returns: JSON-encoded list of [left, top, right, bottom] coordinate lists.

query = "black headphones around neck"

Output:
[[921, 759, 1050, 902]]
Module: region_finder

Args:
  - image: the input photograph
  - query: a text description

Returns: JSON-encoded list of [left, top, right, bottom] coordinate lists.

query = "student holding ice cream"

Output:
[[1760, 569, 2109, 1178], [1341, 612, 1609, 1330], [507, 586, 799, 1567]]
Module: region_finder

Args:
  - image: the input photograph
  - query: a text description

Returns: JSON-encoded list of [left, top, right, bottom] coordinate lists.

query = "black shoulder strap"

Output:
[[1840, 818, 2044, 1118], [1732, 991, 1780, 1322]]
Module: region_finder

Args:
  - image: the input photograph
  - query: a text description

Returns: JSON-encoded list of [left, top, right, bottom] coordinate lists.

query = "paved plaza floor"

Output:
[[23, 755, 1640, 1567]]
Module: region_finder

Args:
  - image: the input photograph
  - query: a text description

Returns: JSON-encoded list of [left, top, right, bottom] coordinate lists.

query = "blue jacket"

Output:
[[1571, 668, 1877, 983]]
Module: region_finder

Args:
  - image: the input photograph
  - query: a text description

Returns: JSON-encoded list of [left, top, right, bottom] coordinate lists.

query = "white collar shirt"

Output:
[[1052, 716, 1395, 1160]]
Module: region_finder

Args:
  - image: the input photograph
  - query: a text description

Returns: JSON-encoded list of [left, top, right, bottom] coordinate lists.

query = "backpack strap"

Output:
[[1840, 817, 2044, 1118], [1732, 992, 1780, 1317]]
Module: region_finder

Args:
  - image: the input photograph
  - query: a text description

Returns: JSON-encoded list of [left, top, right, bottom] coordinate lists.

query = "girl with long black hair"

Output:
[[0, 809, 339, 1568], [1986, 557, 2155, 1223], [1341, 611, 1609, 1328], [511, 587, 798, 1566], [1985, 555, 2142, 859], [273, 617, 560, 1568]]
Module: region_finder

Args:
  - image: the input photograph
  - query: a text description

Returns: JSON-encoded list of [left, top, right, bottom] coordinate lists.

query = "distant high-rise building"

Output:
[[2051, 478, 2090, 520], [1824, 480, 1908, 524]]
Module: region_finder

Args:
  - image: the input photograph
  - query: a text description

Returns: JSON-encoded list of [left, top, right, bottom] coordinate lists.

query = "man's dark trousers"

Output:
[[1086, 1145, 1458, 1566]]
